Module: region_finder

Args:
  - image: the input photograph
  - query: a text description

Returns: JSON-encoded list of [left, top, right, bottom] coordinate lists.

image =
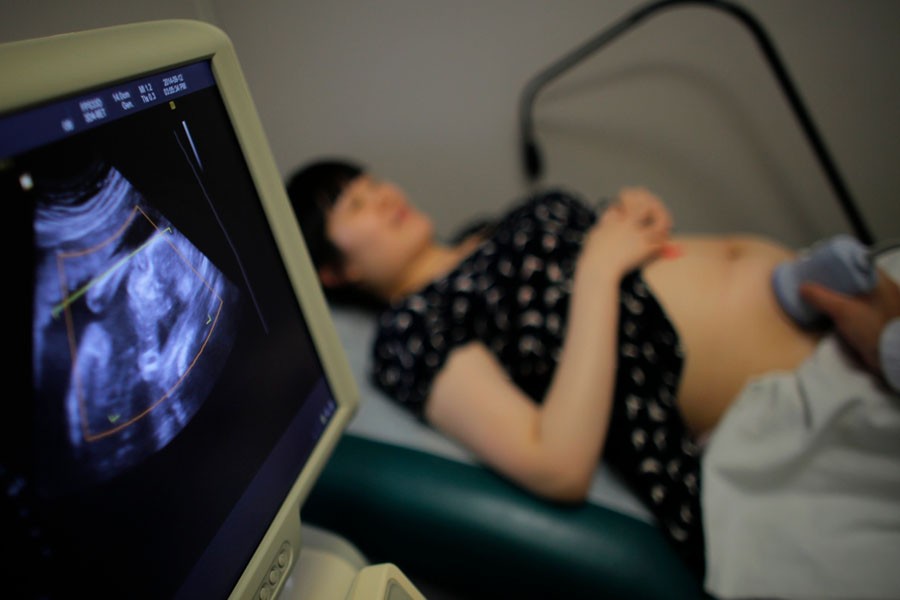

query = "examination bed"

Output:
[[302, 305, 707, 599]]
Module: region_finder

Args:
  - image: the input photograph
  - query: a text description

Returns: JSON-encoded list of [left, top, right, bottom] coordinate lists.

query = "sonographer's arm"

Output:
[[801, 272, 900, 392], [879, 318, 900, 393]]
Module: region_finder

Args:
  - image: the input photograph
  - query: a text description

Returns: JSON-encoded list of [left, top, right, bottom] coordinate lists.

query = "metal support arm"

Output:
[[519, 0, 874, 244]]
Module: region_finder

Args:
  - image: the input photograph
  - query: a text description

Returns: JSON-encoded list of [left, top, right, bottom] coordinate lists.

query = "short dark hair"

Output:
[[285, 158, 386, 310], [285, 158, 363, 270]]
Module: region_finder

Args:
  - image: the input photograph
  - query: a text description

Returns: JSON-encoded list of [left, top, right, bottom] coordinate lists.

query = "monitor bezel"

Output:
[[1, 19, 360, 599]]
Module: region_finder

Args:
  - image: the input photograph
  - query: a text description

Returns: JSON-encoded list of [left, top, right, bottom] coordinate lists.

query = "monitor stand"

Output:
[[280, 522, 426, 600]]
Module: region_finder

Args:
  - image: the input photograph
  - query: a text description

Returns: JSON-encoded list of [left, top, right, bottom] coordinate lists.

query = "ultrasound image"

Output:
[[32, 163, 242, 492]]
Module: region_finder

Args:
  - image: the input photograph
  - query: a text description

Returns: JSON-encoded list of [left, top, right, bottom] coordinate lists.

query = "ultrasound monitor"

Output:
[[1, 20, 360, 599]]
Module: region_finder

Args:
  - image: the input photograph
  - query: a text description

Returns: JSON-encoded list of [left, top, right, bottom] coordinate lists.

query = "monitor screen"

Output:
[[0, 20, 358, 600]]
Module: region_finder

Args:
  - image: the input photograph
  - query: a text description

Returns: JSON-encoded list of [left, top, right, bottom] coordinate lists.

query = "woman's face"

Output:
[[324, 173, 433, 297]]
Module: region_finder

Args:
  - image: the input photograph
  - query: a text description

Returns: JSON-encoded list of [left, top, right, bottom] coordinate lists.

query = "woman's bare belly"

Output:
[[643, 234, 822, 436]]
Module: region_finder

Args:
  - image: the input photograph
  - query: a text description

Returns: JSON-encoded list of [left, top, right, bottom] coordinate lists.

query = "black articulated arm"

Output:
[[519, 0, 874, 245]]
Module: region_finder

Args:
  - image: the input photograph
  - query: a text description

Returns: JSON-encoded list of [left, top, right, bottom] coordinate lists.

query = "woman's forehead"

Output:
[[331, 174, 367, 205], [342, 173, 371, 193]]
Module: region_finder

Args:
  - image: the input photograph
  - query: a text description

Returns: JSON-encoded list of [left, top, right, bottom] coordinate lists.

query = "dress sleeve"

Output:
[[879, 317, 900, 394], [370, 295, 459, 420]]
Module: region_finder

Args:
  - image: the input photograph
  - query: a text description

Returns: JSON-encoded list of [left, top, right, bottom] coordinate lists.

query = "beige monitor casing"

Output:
[[1, 19, 365, 600]]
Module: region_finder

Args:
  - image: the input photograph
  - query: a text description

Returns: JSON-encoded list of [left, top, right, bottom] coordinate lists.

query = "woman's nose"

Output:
[[374, 189, 395, 211]]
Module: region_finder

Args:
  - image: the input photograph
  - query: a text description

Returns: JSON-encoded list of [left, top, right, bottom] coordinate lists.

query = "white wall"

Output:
[[0, 0, 214, 41], [213, 0, 899, 247], [3, 0, 897, 247]]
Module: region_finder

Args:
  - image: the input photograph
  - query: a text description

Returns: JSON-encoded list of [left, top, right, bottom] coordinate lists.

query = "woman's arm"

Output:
[[425, 188, 672, 502]]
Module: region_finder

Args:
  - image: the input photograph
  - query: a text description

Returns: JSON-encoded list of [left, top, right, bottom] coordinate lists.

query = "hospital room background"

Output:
[[4, 1, 898, 599], [3, 0, 898, 248]]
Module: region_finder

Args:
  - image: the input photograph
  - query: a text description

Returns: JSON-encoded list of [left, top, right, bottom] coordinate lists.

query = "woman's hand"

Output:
[[580, 187, 673, 279]]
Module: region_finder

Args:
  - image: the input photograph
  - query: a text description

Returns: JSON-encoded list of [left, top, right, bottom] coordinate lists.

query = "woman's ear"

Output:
[[318, 261, 363, 289], [318, 263, 345, 289]]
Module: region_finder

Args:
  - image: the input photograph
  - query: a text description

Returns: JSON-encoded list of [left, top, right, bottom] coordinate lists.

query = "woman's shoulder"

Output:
[[477, 187, 596, 246], [531, 185, 591, 205], [503, 186, 595, 225], [369, 282, 470, 412], [450, 187, 593, 241], [372, 286, 451, 348]]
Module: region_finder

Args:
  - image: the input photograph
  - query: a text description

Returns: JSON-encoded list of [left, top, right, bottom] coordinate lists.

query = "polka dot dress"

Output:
[[372, 189, 705, 577]]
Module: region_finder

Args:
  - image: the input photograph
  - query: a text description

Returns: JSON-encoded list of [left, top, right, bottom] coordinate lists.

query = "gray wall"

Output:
[[3, 0, 897, 247]]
